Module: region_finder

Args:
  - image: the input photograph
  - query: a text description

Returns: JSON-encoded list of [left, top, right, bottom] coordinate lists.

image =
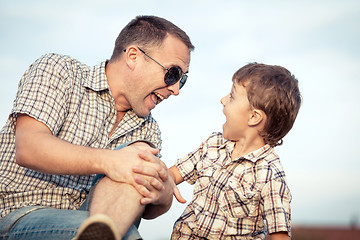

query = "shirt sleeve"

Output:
[[146, 117, 162, 156], [10, 54, 70, 135], [175, 132, 223, 185], [261, 177, 292, 235], [175, 139, 206, 185]]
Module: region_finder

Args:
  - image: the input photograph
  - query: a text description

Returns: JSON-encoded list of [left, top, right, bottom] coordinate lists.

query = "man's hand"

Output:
[[132, 161, 187, 205], [132, 168, 175, 219], [133, 167, 186, 205], [103, 142, 168, 200], [131, 156, 187, 219]]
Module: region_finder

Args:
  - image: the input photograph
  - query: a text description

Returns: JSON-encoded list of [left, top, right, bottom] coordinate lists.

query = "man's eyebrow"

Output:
[[171, 64, 188, 74]]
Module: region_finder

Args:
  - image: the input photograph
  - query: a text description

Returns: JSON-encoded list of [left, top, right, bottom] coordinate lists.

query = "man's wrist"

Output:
[[128, 140, 156, 149]]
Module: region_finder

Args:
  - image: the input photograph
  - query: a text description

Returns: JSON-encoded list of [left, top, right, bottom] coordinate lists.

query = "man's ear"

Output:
[[124, 46, 140, 70], [248, 109, 265, 127]]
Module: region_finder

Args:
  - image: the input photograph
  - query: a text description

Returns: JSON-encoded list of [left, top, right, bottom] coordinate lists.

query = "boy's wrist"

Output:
[[168, 166, 177, 182]]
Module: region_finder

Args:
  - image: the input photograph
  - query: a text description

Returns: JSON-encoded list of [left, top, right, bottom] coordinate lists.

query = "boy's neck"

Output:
[[231, 136, 265, 160]]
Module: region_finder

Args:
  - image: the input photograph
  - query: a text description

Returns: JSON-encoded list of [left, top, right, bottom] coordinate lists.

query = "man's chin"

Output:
[[133, 108, 151, 118]]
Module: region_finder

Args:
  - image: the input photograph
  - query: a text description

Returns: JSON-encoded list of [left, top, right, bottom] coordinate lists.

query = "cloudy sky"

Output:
[[1, 0, 359, 239]]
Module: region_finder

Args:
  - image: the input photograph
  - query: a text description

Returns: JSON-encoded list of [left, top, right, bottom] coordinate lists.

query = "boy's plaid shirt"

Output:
[[172, 132, 291, 239]]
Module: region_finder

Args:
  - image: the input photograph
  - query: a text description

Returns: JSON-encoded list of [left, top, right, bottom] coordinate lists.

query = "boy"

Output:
[[169, 63, 301, 239]]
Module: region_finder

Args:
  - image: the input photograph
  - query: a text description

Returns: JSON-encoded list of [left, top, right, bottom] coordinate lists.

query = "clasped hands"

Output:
[[105, 141, 185, 206], [132, 142, 186, 206]]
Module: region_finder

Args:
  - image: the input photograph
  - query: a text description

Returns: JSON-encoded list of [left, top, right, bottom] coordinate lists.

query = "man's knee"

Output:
[[90, 176, 143, 210]]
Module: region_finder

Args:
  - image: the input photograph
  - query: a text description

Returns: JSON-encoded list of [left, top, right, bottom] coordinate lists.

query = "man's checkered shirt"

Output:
[[0, 53, 161, 218]]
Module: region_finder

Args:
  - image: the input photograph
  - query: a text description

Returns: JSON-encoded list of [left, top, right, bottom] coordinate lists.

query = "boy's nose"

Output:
[[220, 95, 228, 106]]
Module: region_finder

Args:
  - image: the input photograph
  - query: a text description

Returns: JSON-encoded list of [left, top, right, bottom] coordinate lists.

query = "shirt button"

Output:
[[204, 211, 210, 216]]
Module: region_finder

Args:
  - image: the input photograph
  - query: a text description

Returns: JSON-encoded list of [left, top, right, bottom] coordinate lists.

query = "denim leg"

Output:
[[0, 142, 144, 240], [0, 206, 141, 240], [0, 206, 88, 240]]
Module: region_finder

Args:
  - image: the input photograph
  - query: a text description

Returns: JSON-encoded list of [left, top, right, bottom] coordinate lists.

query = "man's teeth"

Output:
[[154, 93, 164, 102]]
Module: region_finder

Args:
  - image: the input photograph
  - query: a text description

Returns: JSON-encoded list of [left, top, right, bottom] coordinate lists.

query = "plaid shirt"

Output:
[[172, 132, 291, 240], [0, 53, 161, 218]]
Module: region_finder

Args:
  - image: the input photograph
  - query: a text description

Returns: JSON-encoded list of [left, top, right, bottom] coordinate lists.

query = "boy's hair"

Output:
[[233, 63, 302, 147], [110, 15, 195, 62]]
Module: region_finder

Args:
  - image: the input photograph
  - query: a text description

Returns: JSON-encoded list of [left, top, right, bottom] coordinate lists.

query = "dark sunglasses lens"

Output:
[[179, 74, 187, 89], [164, 67, 181, 86]]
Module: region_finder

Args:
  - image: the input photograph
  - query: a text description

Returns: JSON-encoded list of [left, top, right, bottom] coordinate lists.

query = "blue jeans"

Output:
[[0, 206, 140, 240], [0, 142, 143, 240], [0, 206, 87, 239]]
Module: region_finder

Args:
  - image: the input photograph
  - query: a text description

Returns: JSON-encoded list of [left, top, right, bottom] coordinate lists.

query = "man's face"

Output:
[[126, 35, 191, 117]]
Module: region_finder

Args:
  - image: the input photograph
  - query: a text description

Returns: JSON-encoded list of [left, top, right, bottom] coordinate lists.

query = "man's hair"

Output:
[[233, 63, 302, 147], [110, 15, 195, 61]]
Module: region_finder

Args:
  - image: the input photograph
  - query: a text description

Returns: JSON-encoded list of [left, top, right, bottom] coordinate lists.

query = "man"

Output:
[[0, 15, 194, 240]]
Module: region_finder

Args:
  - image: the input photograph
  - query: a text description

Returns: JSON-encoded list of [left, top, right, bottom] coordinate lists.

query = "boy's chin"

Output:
[[222, 131, 236, 142], [222, 125, 230, 138], [222, 131, 229, 140]]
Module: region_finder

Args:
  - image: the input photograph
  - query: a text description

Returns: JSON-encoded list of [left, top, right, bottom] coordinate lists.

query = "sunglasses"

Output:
[[137, 47, 188, 89]]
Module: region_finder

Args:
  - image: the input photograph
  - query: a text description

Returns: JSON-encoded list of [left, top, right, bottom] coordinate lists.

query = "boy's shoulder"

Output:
[[204, 132, 228, 147], [238, 146, 287, 183], [257, 148, 287, 181]]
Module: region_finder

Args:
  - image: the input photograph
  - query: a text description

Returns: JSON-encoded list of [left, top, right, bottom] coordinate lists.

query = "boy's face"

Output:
[[220, 82, 253, 141]]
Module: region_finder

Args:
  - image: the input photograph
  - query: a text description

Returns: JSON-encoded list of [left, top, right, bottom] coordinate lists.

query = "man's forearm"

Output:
[[15, 114, 164, 187], [15, 114, 107, 175]]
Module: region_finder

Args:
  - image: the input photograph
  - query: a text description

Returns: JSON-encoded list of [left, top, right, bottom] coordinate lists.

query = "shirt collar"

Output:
[[225, 140, 273, 163], [242, 144, 272, 163], [84, 60, 109, 91]]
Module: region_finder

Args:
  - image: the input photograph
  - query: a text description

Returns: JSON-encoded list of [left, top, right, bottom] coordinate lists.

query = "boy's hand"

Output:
[[132, 162, 187, 204], [270, 232, 290, 240], [173, 184, 186, 204]]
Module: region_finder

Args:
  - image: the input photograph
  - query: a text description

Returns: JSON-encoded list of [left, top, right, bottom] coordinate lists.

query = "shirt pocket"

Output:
[[194, 167, 215, 195], [221, 179, 259, 218]]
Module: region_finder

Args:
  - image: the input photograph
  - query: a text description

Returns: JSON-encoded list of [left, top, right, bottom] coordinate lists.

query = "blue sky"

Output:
[[1, 0, 360, 239]]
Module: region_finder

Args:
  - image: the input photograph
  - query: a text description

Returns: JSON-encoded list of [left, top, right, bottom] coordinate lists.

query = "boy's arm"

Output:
[[169, 165, 186, 204], [270, 232, 290, 240], [133, 163, 187, 219], [169, 165, 184, 185]]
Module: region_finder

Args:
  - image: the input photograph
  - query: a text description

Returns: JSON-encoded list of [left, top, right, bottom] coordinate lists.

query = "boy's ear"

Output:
[[248, 109, 265, 127]]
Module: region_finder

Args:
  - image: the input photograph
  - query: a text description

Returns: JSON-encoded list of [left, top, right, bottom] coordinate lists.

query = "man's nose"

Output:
[[167, 82, 180, 96]]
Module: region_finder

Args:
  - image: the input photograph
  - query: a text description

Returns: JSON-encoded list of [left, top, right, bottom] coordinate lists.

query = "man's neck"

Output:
[[109, 111, 127, 137]]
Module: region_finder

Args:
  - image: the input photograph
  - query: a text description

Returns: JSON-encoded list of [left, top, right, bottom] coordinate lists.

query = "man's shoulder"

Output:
[[37, 53, 77, 62], [34, 53, 89, 70]]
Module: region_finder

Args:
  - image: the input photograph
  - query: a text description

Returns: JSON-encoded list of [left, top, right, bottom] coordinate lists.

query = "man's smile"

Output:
[[154, 92, 165, 104]]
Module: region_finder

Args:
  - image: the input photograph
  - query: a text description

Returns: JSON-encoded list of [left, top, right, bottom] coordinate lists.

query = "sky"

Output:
[[1, 0, 360, 239]]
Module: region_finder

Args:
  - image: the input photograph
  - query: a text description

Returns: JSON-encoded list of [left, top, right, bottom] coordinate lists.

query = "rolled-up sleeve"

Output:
[[261, 178, 292, 235]]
